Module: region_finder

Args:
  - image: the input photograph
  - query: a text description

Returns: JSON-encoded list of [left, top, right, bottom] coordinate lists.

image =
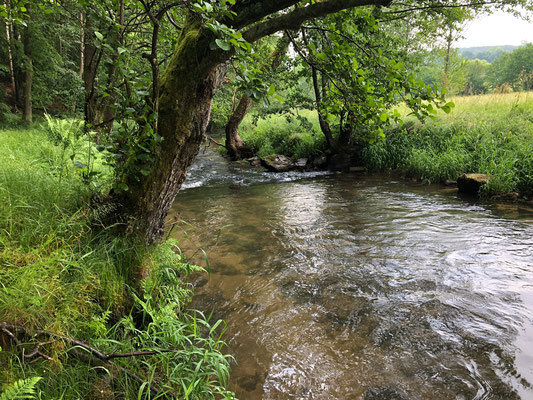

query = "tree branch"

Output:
[[243, 0, 392, 43]]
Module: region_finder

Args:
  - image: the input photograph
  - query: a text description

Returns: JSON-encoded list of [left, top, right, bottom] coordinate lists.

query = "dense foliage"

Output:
[[0, 126, 235, 398]]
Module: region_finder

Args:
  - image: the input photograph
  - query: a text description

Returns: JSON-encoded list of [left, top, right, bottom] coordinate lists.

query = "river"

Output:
[[169, 145, 533, 400]]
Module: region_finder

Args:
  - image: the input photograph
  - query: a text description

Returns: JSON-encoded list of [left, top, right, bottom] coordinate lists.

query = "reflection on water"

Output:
[[170, 147, 533, 399]]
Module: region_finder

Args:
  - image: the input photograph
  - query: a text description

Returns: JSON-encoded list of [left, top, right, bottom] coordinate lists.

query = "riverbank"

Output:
[[234, 92, 533, 199], [0, 127, 235, 399]]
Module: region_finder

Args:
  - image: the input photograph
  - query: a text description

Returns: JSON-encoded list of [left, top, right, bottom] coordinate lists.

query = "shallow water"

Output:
[[170, 146, 533, 399]]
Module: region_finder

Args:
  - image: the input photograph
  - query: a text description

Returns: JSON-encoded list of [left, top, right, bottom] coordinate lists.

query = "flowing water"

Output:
[[170, 146, 533, 400]]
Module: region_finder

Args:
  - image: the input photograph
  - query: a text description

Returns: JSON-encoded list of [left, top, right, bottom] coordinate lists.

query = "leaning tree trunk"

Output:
[[225, 94, 253, 160], [118, 17, 229, 243], [225, 34, 289, 160]]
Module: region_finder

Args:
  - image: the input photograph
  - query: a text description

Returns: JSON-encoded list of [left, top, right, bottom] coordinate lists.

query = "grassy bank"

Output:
[[238, 110, 325, 159], [239, 92, 533, 198], [363, 91, 533, 197], [0, 126, 235, 399]]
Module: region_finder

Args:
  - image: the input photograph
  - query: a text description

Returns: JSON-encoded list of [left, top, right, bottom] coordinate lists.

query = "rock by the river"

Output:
[[246, 156, 262, 167], [350, 166, 366, 172], [294, 158, 308, 170], [457, 173, 490, 195], [260, 155, 295, 172], [312, 154, 328, 169]]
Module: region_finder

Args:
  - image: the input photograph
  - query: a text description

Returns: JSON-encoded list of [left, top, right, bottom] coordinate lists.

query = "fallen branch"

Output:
[[0, 322, 161, 395], [206, 136, 225, 147]]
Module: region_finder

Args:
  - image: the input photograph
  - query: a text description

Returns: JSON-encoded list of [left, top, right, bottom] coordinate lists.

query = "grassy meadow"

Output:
[[0, 126, 234, 399]]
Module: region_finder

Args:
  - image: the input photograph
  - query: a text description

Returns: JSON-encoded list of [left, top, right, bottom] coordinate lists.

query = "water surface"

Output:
[[170, 147, 533, 399]]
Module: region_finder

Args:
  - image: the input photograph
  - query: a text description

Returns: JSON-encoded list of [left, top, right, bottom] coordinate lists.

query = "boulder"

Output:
[[312, 154, 328, 169], [457, 173, 490, 195], [260, 155, 295, 172], [349, 166, 366, 172], [246, 156, 262, 167], [294, 158, 308, 170]]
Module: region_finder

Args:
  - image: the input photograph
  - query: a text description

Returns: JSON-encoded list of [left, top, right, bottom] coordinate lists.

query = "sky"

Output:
[[456, 10, 533, 48]]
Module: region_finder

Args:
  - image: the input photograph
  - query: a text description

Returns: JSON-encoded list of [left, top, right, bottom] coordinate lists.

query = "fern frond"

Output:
[[0, 377, 42, 400]]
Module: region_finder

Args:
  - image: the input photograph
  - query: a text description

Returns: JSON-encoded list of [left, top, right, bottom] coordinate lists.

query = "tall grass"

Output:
[[0, 126, 235, 399], [363, 92, 533, 197]]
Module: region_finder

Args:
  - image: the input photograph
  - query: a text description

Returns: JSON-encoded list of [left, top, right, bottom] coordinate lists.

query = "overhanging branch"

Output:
[[243, 0, 392, 43]]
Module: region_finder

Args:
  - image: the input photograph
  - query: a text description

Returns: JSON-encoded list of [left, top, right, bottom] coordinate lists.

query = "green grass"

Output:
[[239, 110, 325, 159], [363, 91, 533, 197], [0, 126, 235, 399]]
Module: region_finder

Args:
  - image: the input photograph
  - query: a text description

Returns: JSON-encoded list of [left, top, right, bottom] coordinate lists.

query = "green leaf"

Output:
[[0, 377, 42, 400], [444, 101, 455, 109], [379, 112, 389, 122], [94, 31, 103, 41], [316, 52, 328, 62], [74, 161, 88, 169], [267, 85, 275, 96], [215, 39, 231, 51]]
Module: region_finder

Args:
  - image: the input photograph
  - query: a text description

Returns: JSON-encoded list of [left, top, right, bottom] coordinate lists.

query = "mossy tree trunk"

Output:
[[118, 17, 230, 242]]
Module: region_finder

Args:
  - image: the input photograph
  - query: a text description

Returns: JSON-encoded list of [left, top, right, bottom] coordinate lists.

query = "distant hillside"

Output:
[[458, 45, 520, 62]]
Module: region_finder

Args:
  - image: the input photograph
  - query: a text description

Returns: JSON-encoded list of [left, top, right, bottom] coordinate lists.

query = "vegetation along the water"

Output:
[[1, 0, 533, 398]]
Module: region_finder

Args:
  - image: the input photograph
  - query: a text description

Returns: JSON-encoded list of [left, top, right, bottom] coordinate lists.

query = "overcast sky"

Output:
[[456, 10, 533, 48]]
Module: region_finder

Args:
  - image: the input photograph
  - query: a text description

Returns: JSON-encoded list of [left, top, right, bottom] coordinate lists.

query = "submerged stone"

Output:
[[364, 386, 409, 400], [442, 179, 457, 186], [491, 192, 519, 202], [457, 173, 490, 195]]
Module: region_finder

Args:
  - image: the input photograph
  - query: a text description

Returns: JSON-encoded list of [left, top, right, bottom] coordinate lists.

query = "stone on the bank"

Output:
[[457, 173, 490, 195], [294, 158, 308, 170], [312, 154, 328, 169], [260, 155, 295, 172], [350, 166, 366, 172], [247, 156, 261, 167]]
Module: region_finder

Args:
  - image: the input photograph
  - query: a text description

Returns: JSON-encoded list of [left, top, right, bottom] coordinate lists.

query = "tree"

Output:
[[2, 0, 532, 243], [488, 43, 533, 90], [108, 0, 533, 243]]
